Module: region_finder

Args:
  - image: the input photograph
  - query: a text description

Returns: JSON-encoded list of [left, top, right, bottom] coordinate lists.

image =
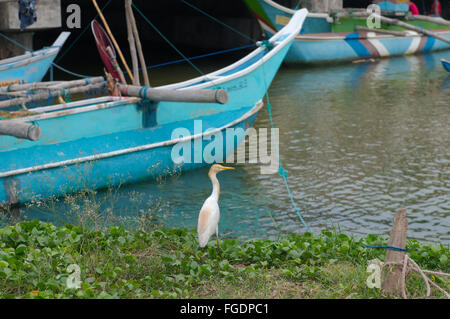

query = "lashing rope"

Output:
[[121, 43, 257, 75], [179, 0, 257, 44], [131, 3, 205, 76]]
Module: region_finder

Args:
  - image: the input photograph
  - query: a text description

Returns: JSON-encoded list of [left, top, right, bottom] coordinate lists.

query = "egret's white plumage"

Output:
[[197, 164, 234, 248]]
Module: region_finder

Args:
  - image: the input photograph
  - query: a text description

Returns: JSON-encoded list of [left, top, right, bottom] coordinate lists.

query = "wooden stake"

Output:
[[125, 0, 140, 85], [125, 0, 150, 87], [381, 208, 408, 296], [91, 0, 134, 83]]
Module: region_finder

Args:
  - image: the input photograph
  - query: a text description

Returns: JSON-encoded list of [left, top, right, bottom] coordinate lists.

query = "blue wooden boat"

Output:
[[0, 9, 308, 206], [442, 59, 450, 72], [0, 32, 70, 85], [244, 0, 450, 65]]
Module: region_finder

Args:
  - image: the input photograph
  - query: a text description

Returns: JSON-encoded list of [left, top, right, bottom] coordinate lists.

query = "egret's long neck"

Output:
[[209, 172, 220, 201]]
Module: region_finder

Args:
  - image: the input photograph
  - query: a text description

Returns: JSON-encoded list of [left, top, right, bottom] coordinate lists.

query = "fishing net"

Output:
[[91, 20, 122, 82]]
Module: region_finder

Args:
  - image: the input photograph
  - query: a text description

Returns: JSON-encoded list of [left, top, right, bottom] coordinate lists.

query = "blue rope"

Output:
[[364, 245, 406, 252], [131, 2, 205, 76], [264, 94, 312, 233], [122, 44, 256, 74], [0, 32, 31, 51], [51, 63, 94, 79], [0, 29, 93, 79], [179, 0, 256, 44]]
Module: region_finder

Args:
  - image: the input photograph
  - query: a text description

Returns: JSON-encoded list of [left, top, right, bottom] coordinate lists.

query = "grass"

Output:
[[0, 219, 448, 299]]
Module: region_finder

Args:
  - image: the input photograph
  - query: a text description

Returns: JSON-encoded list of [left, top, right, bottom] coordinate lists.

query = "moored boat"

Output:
[[0, 32, 70, 85], [244, 0, 450, 65], [0, 9, 308, 206], [442, 59, 450, 71]]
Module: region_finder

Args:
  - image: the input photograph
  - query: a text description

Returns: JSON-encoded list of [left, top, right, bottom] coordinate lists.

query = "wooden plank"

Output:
[[381, 208, 408, 296]]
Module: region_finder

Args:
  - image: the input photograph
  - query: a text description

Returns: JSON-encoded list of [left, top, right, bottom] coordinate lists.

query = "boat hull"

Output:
[[0, 54, 58, 84], [286, 32, 450, 65], [0, 32, 70, 84], [245, 0, 450, 65], [442, 59, 450, 71], [0, 10, 308, 205], [0, 102, 261, 205]]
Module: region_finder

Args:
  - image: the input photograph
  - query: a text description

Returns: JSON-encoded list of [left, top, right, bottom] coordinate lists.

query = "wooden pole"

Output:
[[106, 46, 127, 84], [376, 15, 450, 45], [354, 26, 409, 37], [0, 82, 107, 109], [0, 77, 104, 93], [381, 208, 408, 296], [91, 0, 134, 83], [119, 84, 229, 104], [0, 121, 41, 141], [405, 15, 450, 27], [125, 0, 150, 87], [125, 0, 140, 85]]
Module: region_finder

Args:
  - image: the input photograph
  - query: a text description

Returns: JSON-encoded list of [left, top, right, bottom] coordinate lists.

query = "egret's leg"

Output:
[[216, 226, 221, 255]]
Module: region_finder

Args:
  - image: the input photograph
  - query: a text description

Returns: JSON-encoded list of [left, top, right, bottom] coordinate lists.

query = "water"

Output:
[[16, 51, 450, 244]]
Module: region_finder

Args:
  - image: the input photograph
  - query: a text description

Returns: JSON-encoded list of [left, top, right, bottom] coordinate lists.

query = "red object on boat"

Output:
[[91, 20, 121, 82], [409, 2, 419, 15]]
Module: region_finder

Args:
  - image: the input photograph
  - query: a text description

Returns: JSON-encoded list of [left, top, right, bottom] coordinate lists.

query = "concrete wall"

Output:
[[301, 0, 343, 12], [0, 0, 62, 59], [0, 0, 61, 31]]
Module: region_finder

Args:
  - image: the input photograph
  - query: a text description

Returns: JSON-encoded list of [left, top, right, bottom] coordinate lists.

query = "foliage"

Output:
[[0, 220, 448, 299]]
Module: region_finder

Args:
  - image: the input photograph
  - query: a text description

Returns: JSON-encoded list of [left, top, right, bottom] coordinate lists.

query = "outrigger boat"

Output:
[[244, 0, 450, 65], [0, 32, 70, 85], [0, 9, 308, 206]]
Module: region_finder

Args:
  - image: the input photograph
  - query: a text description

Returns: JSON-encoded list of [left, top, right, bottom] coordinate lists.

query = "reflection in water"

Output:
[[11, 51, 450, 244]]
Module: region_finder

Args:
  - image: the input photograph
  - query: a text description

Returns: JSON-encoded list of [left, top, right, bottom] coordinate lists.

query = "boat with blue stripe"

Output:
[[0, 32, 70, 85], [442, 59, 450, 71], [0, 9, 308, 206], [244, 0, 450, 65]]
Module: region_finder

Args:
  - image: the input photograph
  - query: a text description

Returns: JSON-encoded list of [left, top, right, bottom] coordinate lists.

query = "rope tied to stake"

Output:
[[384, 254, 450, 299]]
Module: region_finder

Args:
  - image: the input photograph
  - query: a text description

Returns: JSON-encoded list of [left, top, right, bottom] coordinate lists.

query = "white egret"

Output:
[[197, 164, 234, 250]]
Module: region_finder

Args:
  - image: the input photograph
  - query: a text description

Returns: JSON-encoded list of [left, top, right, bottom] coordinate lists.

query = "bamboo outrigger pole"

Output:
[[376, 14, 450, 45], [125, 0, 140, 85], [91, 0, 134, 83], [125, 0, 150, 87], [405, 15, 450, 27], [354, 25, 409, 37]]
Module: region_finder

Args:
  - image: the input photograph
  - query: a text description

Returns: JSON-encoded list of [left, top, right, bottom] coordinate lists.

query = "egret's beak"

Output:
[[218, 165, 234, 170]]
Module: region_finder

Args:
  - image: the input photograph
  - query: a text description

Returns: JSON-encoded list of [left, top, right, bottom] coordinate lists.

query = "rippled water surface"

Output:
[[19, 51, 450, 244]]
